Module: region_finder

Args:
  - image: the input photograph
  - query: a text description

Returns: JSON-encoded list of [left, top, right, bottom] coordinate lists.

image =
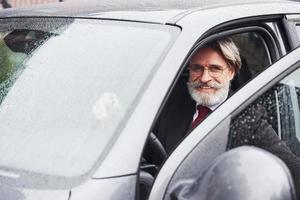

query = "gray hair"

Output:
[[201, 37, 241, 74]]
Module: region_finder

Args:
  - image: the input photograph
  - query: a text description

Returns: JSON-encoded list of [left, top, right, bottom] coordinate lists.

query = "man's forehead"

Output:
[[190, 47, 227, 65], [192, 47, 220, 58]]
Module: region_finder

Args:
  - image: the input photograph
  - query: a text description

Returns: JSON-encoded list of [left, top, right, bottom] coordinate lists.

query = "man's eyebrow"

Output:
[[189, 62, 224, 68], [209, 64, 224, 68]]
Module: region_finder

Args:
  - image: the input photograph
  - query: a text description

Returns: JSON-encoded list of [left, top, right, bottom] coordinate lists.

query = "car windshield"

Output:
[[0, 17, 179, 188]]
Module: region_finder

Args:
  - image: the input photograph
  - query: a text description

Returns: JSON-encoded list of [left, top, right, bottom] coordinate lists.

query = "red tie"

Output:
[[191, 105, 211, 129]]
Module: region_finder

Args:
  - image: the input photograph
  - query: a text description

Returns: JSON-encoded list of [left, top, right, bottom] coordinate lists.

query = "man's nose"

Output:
[[198, 68, 212, 82]]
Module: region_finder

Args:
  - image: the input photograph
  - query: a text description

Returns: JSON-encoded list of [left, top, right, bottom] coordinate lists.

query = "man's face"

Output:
[[187, 47, 235, 107]]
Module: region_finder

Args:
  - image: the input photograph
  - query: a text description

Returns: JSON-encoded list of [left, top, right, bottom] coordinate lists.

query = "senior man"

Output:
[[153, 37, 241, 153]]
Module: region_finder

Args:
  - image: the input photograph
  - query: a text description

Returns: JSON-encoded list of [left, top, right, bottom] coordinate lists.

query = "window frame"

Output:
[[148, 21, 283, 154], [283, 14, 300, 50]]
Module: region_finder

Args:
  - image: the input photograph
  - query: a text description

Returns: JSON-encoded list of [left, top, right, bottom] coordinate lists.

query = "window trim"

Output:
[[283, 15, 300, 50], [289, 85, 300, 140], [274, 90, 282, 139], [194, 25, 278, 62]]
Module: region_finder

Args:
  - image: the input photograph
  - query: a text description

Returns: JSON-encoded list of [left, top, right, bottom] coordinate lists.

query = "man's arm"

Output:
[[227, 104, 300, 199]]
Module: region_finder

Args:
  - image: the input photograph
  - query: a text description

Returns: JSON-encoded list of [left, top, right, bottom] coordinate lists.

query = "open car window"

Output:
[[146, 28, 277, 163]]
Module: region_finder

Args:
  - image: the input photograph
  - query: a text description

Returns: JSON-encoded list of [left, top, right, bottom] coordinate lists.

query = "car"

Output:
[[0, 0, 300, 199]]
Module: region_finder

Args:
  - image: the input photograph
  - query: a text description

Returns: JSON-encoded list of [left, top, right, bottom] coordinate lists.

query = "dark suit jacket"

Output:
[[153, 75, 196, 154]]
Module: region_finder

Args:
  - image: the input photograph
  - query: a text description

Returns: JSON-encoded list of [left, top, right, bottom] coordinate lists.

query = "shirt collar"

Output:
[[196, 102, 220, 111]]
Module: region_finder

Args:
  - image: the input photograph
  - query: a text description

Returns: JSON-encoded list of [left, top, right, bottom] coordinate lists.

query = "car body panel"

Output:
[[0, 1, 186, 24], [175, 2, 300, 45], [71, 175, 136, 200], [0, 187, 69, 200], [0, 0, 293, 24], [0, 175, 136, 200]]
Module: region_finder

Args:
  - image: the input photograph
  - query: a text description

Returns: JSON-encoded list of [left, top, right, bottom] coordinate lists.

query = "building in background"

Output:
[[1, 0, 63, 8]]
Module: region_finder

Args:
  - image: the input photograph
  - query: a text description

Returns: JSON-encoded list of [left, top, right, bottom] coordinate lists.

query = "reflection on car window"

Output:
[[228, 67, 300, 198], [0, 32, 27, 102], [231, 32, 271, 91], [233, 32, 270, 73]]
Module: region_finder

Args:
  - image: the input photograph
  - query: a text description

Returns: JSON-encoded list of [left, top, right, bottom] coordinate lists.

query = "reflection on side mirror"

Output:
[[169, 146, 296, 200], [4, 30, 53, 54]]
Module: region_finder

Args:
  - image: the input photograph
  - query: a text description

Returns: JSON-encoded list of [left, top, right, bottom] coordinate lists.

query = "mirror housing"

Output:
[[169, 146, 296, 200]]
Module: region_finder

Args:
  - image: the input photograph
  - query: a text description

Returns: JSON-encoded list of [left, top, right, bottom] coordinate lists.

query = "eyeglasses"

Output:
[[188, 63, 228, 78]]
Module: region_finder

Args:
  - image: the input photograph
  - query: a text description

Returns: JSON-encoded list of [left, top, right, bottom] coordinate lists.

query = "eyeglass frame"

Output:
[[188, 62, 229, 78]]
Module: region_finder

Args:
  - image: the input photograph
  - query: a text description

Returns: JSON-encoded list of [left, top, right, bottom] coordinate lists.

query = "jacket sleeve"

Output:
[[227, 104, 300, 199]]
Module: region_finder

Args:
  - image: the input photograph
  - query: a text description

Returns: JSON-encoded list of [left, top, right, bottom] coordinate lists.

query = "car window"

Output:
[[233, 68, 300, 156], [279, 70, 300, 152], [231, 31, 272, 91], [0, 18, 179, 188], [229, 68, 300, 148]]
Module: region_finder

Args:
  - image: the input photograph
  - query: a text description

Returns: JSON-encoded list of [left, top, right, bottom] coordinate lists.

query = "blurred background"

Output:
[[0, 0, 63, 8], [1, 0, 300, 9]]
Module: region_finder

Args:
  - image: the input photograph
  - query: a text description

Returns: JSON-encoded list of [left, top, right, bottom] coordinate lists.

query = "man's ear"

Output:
[[228, 68, 236, 80]]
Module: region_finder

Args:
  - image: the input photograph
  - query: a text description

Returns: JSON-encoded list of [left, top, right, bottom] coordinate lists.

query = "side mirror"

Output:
[[169, 146, 296, 200]]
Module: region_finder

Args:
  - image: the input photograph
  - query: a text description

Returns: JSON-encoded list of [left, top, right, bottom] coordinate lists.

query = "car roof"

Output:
[[0, 0, 295, 24]]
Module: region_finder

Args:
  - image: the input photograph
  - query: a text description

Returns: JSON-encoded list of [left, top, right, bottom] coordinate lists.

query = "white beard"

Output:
[[187, 81, 230, 107]]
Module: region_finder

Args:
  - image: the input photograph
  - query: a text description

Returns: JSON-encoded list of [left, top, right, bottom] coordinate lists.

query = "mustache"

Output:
[[187, 81, 224, 89]]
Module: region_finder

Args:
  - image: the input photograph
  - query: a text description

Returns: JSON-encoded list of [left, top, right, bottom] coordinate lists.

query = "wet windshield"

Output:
[[0, 18, 179, 188]]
